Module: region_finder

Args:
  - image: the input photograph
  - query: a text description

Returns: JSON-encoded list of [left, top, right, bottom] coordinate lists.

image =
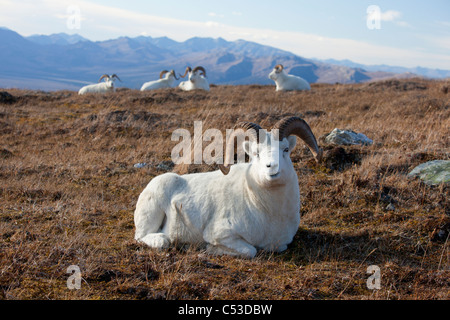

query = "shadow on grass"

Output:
[[278, 227, 385, 266]]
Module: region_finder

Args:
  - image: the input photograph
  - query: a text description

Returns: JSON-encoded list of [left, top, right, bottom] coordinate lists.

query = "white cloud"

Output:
[[367, 8, 411, 29], [380, 10, 401, 22], [367, 8, 401, 22], [379, 10, 412, 28]]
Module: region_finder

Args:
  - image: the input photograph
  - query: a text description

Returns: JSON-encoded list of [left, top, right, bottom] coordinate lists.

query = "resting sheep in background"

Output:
[[78, 74, 121, 95], [134, 116, 322, 258], [269, 64, 311, 91], [178, 66, 210, 91], [140, 70, 179, 91]]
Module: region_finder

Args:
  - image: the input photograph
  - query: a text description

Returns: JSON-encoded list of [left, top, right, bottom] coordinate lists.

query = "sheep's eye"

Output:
[[284, 148, 289, 153]]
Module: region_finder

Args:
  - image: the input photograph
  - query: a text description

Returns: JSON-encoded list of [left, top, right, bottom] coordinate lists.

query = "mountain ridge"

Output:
[[0, 28, 444, 91], [26, 33, 89, 46], [320, 58, 450, 80]]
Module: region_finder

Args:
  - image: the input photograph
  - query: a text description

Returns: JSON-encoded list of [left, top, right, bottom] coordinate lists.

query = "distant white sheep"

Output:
[[134, 116, 322, 258], [140, 70, 179, 91], [178, 66, 210, 91], [268, 64, 310, 91], [78, 74, 121, 95]]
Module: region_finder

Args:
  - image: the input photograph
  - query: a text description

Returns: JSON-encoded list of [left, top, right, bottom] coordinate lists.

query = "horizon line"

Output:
[[2, 26, 449, 72]]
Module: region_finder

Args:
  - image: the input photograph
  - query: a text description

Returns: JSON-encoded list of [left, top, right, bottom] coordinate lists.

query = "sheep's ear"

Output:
[[287, 136, 297, 151]]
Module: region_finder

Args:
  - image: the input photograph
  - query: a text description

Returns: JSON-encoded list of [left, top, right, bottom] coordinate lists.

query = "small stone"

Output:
[[407, 160, 450, 186], [324, 128, 373, 146]]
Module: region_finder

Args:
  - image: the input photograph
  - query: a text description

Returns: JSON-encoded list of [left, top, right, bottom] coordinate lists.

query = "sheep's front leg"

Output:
[[139, 233, 170, 249], [207, 237, 257, 259]]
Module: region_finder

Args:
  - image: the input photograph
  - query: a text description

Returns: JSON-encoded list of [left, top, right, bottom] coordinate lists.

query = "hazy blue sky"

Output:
[[1, 0, 449, 69]]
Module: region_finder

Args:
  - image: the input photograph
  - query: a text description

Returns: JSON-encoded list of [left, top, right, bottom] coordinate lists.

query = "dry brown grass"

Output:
[[0, 78, 449, 300]]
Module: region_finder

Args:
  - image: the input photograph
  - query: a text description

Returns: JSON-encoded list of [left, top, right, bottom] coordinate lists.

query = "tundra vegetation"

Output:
[[0, 78, 449, 299]]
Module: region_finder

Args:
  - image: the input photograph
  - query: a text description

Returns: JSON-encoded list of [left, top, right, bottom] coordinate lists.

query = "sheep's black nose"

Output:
[[266, 164, 271, 168]]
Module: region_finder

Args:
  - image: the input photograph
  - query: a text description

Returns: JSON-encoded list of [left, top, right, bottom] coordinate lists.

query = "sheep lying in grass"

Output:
[[140, 70, 179, 91], [269, 64, 310, 91], [134, 116, 322, 258], [78, 74, 121, 95], [178, 66, 210, 91]]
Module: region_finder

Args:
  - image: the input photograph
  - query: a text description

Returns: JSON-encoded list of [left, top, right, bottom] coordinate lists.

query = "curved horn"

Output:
[[179, 67, 192, 78], [193, 66, 206, 77], [98, 74, 110, 82], [219, 122, 263, 175], [170, 70, 179, 80], [272, 116, 323, 162], [111, 74, 122, 82], [159, 70, 169, 79], [274, 64, 284, 73]]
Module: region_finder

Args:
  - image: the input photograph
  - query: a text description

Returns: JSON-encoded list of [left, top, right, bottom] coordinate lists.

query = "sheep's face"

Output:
[[105, 80, 115, 89], [188, 72, 196, 84], [244, 132, 297, 186], [100, 76, 115, 89], [268, 67, 283, 81], [189, 70, 203, 84]]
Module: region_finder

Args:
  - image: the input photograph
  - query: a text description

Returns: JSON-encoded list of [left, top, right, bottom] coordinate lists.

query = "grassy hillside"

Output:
[[0, 79, 449, 299]]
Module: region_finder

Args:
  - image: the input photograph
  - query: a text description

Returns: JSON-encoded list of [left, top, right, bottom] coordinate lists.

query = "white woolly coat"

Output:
[[178, 75, 210, 91], [269, 70, 311, 91], [140, 75, 177, 91], [134, 163, 300, 258], [78, 82, 114, 95]]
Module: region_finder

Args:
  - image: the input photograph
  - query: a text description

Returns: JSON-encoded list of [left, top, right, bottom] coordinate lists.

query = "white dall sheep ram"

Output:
[[134, 116, 322, 258], [78, 74, 121, 95], [268, 64, 310, 91], [140, 70, 179, 91], [178, 66, 210, 91]]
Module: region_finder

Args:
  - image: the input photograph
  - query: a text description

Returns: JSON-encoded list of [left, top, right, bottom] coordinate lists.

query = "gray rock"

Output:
[[324, 128, 373, 146], [133, 162, 148, 169], [407, 160, 450, 186]]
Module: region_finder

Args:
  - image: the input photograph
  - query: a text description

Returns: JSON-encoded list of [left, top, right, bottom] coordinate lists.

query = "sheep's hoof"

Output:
[[140, 233, 170, 249]]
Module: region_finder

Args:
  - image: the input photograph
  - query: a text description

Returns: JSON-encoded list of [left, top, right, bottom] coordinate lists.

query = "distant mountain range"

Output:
[[319, 58, 450, 80], [27, 32, 89, 46], [0, 27, 448, 91]]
